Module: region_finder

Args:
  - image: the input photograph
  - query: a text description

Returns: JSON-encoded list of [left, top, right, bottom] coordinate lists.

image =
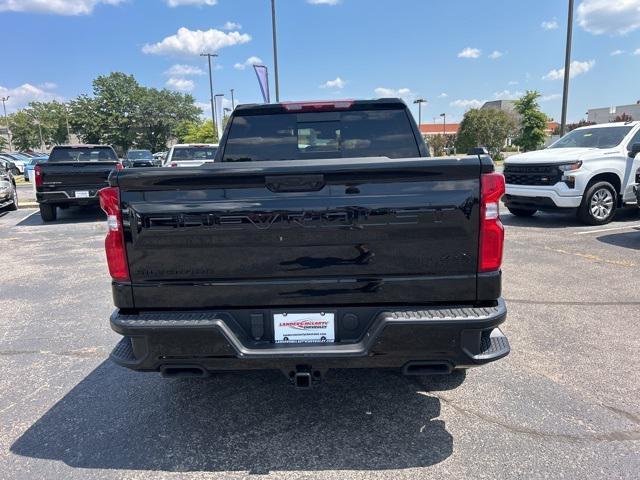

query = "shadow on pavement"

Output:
[[15, 206, 104, 227], [597, 230, 640, 250], [502, 207, 640, 229], [11, 361, 461, 474]]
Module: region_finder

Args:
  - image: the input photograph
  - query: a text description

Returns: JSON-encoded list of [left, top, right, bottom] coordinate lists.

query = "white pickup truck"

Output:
[[504, 121, 640, 225], [163, 144, 218, 168]]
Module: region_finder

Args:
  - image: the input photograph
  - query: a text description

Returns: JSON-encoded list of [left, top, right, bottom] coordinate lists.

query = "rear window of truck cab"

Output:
[[221, 109, 420, 162], [49, 147, 118, 162]]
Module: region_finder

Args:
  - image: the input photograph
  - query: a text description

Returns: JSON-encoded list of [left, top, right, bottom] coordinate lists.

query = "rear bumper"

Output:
[[36, 189, 101, 205], [109, 298, 509, 373]]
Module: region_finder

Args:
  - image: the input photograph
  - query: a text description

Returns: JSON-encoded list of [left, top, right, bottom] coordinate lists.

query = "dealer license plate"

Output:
[[273, 312, 335, 344], [75, 190, 90, 198]]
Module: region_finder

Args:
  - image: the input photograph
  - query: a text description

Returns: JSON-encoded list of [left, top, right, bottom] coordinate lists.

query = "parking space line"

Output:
[[574, 224, 640, 235]]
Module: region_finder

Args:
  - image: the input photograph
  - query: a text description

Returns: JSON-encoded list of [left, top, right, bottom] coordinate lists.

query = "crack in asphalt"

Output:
[[0, 348, 107, 359], [424, 392, 640, 443], [504, 298, 640, 306]]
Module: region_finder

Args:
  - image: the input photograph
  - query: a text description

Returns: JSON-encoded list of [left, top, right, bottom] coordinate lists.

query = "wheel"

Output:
[[578, 181, 617, 225], [507, 207, 537, 217], [39, 203, 57, 222], [7, 184, 18, 211]]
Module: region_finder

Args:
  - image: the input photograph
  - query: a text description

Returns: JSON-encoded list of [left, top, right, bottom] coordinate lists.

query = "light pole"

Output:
[[413, 98, 427, 128], [440, 112, 446, 136], [200, 52, 218, 132], [63, 103, 71, 143], [230, 89, 236, 110], [1, 96, 13, 151], [560, 0, 574, 137], [270, 0, 280, 102]]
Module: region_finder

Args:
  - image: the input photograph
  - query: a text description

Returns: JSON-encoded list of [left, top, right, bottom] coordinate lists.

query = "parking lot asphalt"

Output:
[[1, 204, 639, 480]]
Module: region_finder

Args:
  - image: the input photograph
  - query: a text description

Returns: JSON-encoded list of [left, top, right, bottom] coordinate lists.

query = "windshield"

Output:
[[549, 126, 633, 149], [221, 109, 420, 162], [127, 150, 153, 160], [170, 147, 217, 162], [48, 147, 118, 162]]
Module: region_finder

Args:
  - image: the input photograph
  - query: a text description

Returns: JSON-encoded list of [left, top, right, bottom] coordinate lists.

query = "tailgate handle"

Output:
[[265, 175, 325, 193]]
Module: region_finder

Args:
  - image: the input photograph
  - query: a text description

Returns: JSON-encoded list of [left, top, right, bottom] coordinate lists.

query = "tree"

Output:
[[455, 108, 517, 160], [9, 111, 40, 151], [614, 113, 633, 123], [513, 91, 548, 151], [430, 134, 448, 156], [134, 88, 202, 152], [182, 120, 217, 144], [28, 101, 70, 146], [68, 72, 203, 153]]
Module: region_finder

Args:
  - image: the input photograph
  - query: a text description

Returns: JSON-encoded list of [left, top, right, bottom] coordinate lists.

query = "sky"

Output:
[[1, 0, 640, 124]]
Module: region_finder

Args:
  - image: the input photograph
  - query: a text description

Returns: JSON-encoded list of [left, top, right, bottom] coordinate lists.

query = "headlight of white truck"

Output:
[[558, 161, 582, 172]]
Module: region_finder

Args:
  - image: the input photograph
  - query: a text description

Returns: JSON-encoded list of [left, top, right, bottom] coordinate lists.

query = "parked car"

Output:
[[35, 144, 122, 222], [0, 156, 20, 176], [102, 99, 510, 388], [0, 152, 31, 173], [153, 151, 166, 164], [0, 162, 18, 211], [634, 168, 640, 205], [163, 144, 217, 167], [504, 121, 640, 225], [23, 156, 48, 181], [124, 149, 155, 168]]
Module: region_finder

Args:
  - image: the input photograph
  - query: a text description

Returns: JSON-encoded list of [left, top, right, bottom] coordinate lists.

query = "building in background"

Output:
[[481, 100, 517, 115], [588, 102, 640, 124], [419, 123, 460, 139]]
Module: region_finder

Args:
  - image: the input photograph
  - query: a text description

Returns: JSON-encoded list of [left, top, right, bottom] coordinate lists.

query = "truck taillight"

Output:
[[479, 172, 505, 273], [34, 164, 43, 187], [98, 187, 130, 281]]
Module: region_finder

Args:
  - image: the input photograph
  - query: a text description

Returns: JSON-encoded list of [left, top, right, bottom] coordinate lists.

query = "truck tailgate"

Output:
[[116, 157, 482, 309], [40, 162, 118, 189]]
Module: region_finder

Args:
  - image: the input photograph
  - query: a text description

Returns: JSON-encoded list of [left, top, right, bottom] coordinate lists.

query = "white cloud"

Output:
[[450, 99, 484, 109], [438, 93, 448, 98], [541, 19, 559, 30], [142, 27, 250, 56], [166, 77, 195, 92], [0, 0, 123, 15], [493, 89, 522, 100], [320, 77, 346, 89], [508, 80, 519, 86], [164, 64, 205, 76], [221, 21, 241, 30], [308, 0, 340, 4], [577, 0, 640, 35], [166, 0, 217, 6], [233, 56, 263, 70], [610, 49, 625, 55], [39, 82, 58, 90], [543, 59, 595, 80], [458, 47, 481, 59], [634, 48, 640, 55], [0, 83, 61, 112], [489, 50, 504, 60], [374, 87, 414, 101], [540, 93, 562, 102]]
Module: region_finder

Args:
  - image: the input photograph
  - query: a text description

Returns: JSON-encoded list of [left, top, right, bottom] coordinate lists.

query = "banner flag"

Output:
[[253, 64, 270, 104]]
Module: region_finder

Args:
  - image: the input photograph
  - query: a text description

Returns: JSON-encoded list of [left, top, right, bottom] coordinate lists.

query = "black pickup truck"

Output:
[[35, 145, 121, 221], [102, 99, 509, 388]]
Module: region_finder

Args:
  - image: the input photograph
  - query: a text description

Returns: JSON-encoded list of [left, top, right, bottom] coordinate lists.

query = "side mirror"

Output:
[[629, 143, 640, 158]]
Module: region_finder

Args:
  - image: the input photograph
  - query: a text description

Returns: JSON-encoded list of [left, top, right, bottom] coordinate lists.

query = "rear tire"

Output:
[[39, 203, 57, 222], [8, 184, 18, 211], [507, 207, 537, 217], [578, 181, 617, 226]]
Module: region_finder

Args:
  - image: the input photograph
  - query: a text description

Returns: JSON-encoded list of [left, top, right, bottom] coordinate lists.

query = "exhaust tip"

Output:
[[160, 365, 208, 378], [402, 361, 453, 376]]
